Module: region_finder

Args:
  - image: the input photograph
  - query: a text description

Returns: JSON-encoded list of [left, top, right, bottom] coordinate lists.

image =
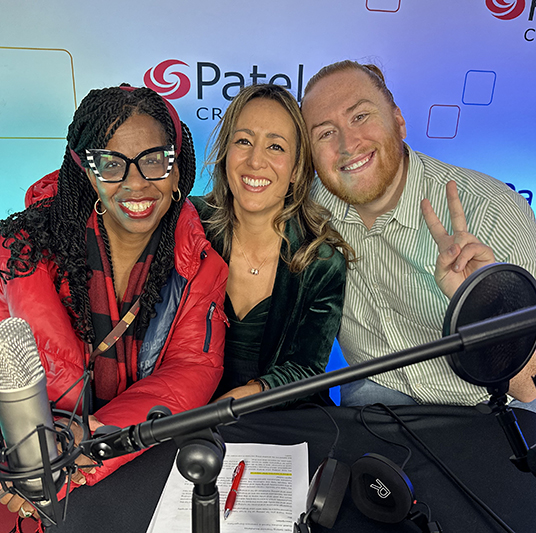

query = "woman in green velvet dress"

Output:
[[191, 84, 353, 402]]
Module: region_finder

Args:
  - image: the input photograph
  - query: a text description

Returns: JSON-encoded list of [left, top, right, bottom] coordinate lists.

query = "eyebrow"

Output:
[[346, 98, 375, 114], [234, 128, 289, 143], [310, 98, 375, 132]]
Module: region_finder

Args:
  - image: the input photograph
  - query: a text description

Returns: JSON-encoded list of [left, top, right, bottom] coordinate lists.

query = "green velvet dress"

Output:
[[213, 295, 271, 398], [190, 197, 347, 401]]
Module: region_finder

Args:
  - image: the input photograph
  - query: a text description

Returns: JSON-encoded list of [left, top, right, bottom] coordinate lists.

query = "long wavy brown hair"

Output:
[[201, 83, 354, 273]]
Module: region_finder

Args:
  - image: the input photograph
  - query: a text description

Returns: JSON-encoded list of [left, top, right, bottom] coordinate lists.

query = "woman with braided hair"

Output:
[[0, 85, 227, 522]]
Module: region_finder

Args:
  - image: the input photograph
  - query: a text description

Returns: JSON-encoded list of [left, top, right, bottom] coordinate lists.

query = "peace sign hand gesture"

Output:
[[421, 180, 496, 299]]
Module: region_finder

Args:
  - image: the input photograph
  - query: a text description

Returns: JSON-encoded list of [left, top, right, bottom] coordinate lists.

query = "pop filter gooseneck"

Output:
[[442, 263, 536, 475]]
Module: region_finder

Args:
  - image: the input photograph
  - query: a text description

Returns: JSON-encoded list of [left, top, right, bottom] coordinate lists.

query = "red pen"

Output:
[[224, 460, 245, 519]]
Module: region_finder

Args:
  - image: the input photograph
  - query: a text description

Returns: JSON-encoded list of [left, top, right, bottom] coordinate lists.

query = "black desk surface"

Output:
[[50, 405, 536, 533]]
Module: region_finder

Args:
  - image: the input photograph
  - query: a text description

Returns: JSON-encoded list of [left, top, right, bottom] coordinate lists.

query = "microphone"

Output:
[[0, 317, 63, 524]]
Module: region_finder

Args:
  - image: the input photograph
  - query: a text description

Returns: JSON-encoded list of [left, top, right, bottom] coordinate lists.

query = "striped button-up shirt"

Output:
[[312, 146, 536, 405]]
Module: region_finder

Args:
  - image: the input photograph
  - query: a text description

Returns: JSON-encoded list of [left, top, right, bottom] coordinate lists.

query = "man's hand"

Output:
[[509, 353, 536, 403], [421, 180, 496, 299]]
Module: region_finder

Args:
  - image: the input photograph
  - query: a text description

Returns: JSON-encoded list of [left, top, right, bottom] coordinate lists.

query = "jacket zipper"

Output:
[[203, 301, 216, 353]]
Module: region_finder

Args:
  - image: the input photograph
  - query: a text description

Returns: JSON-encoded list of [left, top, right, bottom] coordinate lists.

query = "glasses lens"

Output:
[[139, 149, 173, 179], [94, 153, 127, 182]]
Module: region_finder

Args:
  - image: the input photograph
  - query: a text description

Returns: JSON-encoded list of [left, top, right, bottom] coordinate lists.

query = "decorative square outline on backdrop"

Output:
[[462, 70, 497, 106], [426, 105, 461, 139], [0, 46, 77, 140], [366, 0, 401, 13]]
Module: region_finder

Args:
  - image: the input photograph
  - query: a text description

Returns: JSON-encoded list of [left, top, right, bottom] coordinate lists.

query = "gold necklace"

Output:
[[233, 231, 278, 275]]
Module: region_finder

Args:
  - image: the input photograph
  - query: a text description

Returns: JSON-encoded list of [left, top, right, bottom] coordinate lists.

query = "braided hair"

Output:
[[0, 86, 196, 343]]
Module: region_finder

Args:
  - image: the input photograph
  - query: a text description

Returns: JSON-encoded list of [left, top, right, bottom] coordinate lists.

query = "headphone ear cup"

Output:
[[350, 453, 415, 524], [307, 457, 350, 528]]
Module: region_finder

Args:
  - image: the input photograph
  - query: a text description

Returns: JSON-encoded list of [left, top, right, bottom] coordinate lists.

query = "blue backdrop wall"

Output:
[[2, 0, 535, 401]]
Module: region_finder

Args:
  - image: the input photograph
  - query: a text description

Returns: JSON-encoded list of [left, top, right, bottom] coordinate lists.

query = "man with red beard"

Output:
[[301, 60, 536, 410]]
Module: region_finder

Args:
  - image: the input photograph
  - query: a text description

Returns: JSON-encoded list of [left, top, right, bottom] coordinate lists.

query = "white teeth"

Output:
[[122, 200, 154, 212], [342, 155, 371, 171], [242, 177, 271, 187]]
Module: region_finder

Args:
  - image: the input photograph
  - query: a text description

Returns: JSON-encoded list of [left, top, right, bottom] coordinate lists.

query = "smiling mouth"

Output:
[[120, 200, 155, 213], [242, 176, 271, 188], [340, 153, 373, 172]]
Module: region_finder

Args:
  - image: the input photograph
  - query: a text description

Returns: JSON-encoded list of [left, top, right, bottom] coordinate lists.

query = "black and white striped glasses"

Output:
[[85, 145, 175, 183]]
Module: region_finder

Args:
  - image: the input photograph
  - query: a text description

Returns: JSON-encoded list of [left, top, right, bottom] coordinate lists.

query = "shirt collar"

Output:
[[311, 175, 355, 222]]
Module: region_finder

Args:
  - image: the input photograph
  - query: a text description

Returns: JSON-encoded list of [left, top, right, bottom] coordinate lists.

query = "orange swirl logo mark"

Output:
[[486, 0, 526, 19], [144, 59, 191, 100]]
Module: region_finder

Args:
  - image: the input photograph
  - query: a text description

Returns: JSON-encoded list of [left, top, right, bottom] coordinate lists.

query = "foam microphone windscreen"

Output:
[[0, 317, 45, 389], [0, 317, 59, 499]]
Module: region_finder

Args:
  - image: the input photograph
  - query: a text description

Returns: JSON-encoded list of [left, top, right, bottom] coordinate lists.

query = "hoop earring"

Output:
[[94, 199, 107, 216], [172, 189, 182, 203]]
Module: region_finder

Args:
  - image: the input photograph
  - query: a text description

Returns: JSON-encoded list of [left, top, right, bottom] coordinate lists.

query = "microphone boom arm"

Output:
[[82, 329, 467, 458], [81, 306, 536, 470]]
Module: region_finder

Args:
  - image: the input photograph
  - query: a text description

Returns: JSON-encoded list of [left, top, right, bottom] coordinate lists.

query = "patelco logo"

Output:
[[142, 58, 306, 120], [486, 0, 526, 20], [143, 59, 191, 100]]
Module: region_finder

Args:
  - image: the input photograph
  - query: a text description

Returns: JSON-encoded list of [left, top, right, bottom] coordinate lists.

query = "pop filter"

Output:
[[443, 263, 536, 387]]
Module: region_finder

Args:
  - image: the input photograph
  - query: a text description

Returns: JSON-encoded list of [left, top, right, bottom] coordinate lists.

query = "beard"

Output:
[[317, 129, 407, 207]]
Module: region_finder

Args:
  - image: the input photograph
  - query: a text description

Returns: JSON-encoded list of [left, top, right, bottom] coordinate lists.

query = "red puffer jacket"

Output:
[[0, 171, 228, 485]]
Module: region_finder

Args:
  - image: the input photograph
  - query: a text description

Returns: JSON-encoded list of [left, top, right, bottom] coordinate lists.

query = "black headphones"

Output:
[[294, 404, 442, 532], [351, 452, 415, 523], [350, 452, 441, 532], [294, 456, 350, 532]]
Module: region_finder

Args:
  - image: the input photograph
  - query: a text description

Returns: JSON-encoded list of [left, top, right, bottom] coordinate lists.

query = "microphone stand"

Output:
[[174, 427, 225, 533], [484, 383, 536, 475], [89, 408, 227, 533], [80, 305, 536, 533]]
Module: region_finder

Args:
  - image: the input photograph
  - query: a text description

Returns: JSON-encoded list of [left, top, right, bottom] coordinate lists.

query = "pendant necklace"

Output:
[[233, 231, 279, 275]]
